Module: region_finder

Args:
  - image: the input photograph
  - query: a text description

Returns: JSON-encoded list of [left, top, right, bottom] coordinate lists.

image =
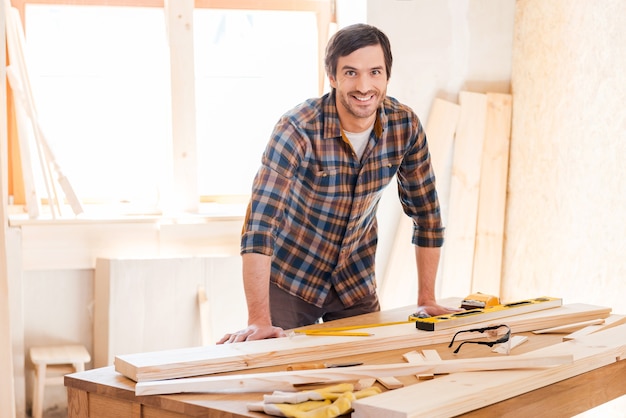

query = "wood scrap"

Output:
[[5, 6, 83, 217], [420, 349, 442, 362], [563, 314, 626, 341], [533, 319, 604, 334], [401, 350, 439, 379], [471, 93, 512, 296], [135, 353, 573, 396], [4, 6, 40, 218], [440, 91, 488, 298], [355, 379, 376, 390], [380, 97, 459, 308], [376, 376, 403, 390], [417, 349, 442, 380], [401, 350, 424, 363], [352, 323, 626, 418], [115, 303, 611, 383]]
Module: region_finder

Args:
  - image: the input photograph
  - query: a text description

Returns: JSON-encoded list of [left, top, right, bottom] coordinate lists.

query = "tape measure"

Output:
[[409, 296, 562, 331]]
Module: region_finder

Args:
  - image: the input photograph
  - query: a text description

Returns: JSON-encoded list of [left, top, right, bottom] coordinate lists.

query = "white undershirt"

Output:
[[344, 123, 374, 160]]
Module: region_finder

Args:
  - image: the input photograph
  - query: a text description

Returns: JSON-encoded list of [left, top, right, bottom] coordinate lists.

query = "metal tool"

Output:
[[410, 296, 562, 331]]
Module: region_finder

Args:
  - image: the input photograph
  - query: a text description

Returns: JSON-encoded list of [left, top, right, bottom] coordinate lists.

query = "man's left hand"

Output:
[[414, 302, 463, 318]]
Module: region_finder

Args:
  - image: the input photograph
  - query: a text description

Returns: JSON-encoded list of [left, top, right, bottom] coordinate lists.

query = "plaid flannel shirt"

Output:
[[241, 92, 444, 308]]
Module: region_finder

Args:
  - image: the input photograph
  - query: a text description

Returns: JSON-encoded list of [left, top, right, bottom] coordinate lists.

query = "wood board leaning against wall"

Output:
[[382, 91, 512, 307]]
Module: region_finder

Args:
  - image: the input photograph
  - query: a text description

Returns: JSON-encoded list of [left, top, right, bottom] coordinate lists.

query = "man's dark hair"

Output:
[[324, 23, 393, 81]]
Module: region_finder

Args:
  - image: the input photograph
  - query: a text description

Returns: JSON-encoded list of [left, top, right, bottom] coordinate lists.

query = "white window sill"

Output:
[[8, 202, 246, 227]]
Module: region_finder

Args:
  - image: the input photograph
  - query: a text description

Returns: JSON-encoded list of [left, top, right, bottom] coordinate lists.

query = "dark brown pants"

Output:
[[269, 281, 380, 330]]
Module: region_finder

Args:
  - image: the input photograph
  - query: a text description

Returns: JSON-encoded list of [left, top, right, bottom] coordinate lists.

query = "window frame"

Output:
[[8, 0, 334, 214]]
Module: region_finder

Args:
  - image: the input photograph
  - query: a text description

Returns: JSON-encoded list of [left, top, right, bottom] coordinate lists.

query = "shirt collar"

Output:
[[323, 90, 385, 140]]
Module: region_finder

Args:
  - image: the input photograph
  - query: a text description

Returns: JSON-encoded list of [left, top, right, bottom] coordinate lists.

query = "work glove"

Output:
[[247, 383, 381, 418]]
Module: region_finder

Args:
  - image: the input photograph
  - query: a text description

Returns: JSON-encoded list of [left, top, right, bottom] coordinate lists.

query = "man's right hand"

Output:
[[217, 324, 287, 344]]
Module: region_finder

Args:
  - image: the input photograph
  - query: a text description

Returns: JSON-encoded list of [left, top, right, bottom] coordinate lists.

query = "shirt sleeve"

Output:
[[240, 117, 304, 255], [396, 118, 445, 248]]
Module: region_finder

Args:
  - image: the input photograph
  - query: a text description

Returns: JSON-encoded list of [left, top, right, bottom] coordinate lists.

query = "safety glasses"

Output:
[[448, 324, 511, 354]]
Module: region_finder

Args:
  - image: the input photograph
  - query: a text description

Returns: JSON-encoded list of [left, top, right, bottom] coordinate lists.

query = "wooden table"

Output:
[[65, 306, 626, 418]]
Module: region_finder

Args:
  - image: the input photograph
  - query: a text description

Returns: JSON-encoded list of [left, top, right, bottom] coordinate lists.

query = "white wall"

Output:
[[368, 0, 516, 307]]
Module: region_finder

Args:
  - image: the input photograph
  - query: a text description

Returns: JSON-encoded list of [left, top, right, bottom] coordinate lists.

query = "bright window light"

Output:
[[22, 5, 319, 211], [194, 9, 318, 196], [25, 5, 170, 207]]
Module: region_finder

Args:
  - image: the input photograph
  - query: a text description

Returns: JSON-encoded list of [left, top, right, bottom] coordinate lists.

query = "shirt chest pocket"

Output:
[[365, 156, 403, 190], [298, 166, 356, 202]]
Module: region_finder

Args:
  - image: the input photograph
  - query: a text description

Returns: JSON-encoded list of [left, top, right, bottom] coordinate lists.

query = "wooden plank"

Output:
[[352, 322, 626, 418], [532, 318, 605, 334], [460, 360, 626, 418], [164, 0, 198, 212], [135, 353, 573, 395], [94, 256, 245, 368], [6, 6, 84, 217], [380, 98, 460, 308], [4, 5, 40, 218], [425, 98, 462, 224], [563, 314, 626, 341], [415, 296, 562, 331], [115, 302, 611, 382], [0, 1, 18, 416], [417, 349, 441, 379], [421, 349, 442, 362], [440, 91, 488, 298], [401, 350, 424, 363], [471, 93, 512, 295], [197, 285, 211, 346], [376, 376, 404, 390]]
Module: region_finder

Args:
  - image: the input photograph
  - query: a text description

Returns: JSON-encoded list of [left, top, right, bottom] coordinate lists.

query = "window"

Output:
[[194, 9, 320, 196], [8, 0, 334, 216]]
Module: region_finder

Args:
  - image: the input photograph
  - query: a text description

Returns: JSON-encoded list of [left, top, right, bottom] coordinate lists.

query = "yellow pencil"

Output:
[[295, 330, 373, 337], [299, 320, 411, 333]]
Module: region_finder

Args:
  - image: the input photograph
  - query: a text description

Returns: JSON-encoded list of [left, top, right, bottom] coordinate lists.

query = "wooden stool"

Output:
[[30, 344, 91, 418]]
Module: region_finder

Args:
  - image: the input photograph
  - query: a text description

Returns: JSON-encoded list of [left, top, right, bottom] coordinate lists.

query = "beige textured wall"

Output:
[[503, 0, 626, 313]]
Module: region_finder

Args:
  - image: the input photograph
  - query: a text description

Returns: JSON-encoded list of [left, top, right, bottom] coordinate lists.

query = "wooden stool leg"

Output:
[[32, 363, 46, 418]]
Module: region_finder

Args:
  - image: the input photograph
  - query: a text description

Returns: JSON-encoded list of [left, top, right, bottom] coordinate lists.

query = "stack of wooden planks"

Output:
[[115, 301, 610, 384], [382, 91, 512, 306], [352, 321, 626, 417]]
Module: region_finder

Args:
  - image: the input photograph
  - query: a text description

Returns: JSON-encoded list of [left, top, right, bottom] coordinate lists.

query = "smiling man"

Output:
[[219, 24, 458, 344]]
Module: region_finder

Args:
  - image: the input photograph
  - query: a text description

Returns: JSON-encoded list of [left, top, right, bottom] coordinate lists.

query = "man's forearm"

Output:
[[242, 252, 273, 326], [415, 246, 441, 305]]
